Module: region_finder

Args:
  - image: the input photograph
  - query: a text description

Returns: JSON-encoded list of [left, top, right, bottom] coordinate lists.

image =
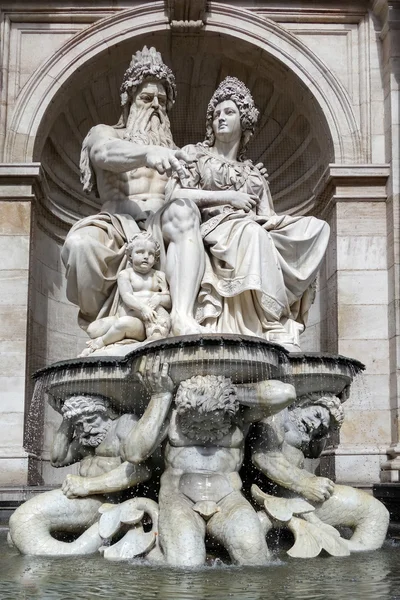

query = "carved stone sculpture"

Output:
[[250, 395, 390, 554], [9, 54, 389, 565], [80, 232, 171, 356], [122, 359, 296, 566], [9, 348, 389, 562], [63, 53, 329, 351], [8, 394, 152, 555], [61, 46, 204, 339], [164, 77, 330, 349]]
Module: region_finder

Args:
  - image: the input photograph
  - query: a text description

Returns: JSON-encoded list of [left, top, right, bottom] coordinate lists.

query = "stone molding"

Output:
[[3, 2, 361, 167], [167, 0, 207, 31], [314, 163, 390, 218], [0, 163, 70, 241], [248, 2, 369, 24], [322, 443, 391, 455], [0, 163, 40, 183], [0, 163, 40, 202]]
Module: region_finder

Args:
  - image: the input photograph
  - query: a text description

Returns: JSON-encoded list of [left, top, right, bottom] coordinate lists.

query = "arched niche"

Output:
[[5, 3, 361, 224], [17, 6, 356, 471]]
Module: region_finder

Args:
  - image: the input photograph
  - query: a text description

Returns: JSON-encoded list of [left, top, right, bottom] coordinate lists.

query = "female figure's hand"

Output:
[[229, 191, 257, 212]]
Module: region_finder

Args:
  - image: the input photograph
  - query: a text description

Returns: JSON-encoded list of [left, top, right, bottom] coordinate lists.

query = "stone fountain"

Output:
[[8, 48, 389, 566]]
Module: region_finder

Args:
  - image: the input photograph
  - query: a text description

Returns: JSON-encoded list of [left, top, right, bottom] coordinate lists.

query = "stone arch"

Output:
[[5, 3, 361, 167]]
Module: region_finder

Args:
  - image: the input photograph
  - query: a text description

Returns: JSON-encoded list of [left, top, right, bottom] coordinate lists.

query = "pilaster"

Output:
[[373, 0, 400, 481], [0, 164, 39, 484], [316, 164, 391, 485]]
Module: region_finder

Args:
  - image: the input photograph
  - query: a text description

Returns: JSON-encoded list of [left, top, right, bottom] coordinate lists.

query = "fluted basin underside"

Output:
[[33, 335, 364, 415]]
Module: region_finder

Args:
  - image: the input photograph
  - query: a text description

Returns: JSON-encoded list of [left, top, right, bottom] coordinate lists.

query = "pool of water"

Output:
[[1, 531, 400, 600]]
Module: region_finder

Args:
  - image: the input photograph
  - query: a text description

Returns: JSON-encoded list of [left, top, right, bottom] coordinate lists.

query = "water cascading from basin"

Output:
[[32, 335, 365, 419], [9, 334, 386, 564], [7, 57, 389, 566]]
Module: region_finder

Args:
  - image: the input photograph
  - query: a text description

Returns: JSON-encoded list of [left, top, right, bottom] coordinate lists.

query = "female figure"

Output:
[[165, 77, 329, 349]]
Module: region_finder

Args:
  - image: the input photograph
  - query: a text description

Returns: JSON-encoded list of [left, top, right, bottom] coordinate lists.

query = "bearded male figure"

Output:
[[250, 396, 389, 552], [8, 394, 153, 556], [123, 358, 297, 566], [51, 394, 153, 498], [62, 47, 204, 336]]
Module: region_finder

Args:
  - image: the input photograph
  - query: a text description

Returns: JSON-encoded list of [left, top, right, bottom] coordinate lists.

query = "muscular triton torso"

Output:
[[78, 414, 137, 478], [90, 125, 169, 217], [161, 410, 245, 502]]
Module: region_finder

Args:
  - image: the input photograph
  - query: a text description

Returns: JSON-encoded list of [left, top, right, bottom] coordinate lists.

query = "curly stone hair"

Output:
[[175, 375, 238, 415], [314, 395, 345, 428], [61, 394, 116, 421], [204, 76, 260, 161], [120, 46, 176, 114], [297, 393, 345, 429], [125, 232, 160, 263]]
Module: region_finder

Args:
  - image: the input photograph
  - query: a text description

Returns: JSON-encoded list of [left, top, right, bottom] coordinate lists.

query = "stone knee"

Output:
[[62, 227, 105, 266], [161, 198, 201, 242]]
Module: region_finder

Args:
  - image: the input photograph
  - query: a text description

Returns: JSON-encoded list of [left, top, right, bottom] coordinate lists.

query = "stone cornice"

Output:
[[0, 162, 40, 184], [0, 163, 40, 200], [314, 163, 391, 217], [0, 163, 71, 240], [245, 1, 369, 23]]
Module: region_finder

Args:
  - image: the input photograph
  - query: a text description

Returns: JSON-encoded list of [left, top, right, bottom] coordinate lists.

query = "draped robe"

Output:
[[160, 143, 330, 339]]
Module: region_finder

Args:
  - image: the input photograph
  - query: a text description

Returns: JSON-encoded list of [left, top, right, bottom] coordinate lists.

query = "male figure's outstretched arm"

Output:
[[87, 124, 189, 177], [61, 461, 152, 498], [239, 380, 296, 423]]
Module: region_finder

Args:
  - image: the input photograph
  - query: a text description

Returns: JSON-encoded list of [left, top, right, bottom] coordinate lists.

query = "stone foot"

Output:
[[171, 313, 206, 336], [78, 337, 105, 357]]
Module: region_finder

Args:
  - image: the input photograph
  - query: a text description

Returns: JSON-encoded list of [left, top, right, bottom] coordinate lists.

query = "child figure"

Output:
[[81, 232, 171, 355]]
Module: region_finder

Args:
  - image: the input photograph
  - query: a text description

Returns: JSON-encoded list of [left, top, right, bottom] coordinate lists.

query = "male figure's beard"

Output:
[[79, 423, 111, 447], [123, 104, 175, 148]]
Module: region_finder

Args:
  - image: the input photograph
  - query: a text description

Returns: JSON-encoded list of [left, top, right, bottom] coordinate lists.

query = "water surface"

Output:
[[1, 532, 400, 600]]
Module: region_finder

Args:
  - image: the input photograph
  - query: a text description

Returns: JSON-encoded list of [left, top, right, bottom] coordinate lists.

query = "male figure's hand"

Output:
[[145, 148, 191, 179], [137, 356, 174, 394], [298, 476, 335, 502], [62, 474, 90, 498]]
